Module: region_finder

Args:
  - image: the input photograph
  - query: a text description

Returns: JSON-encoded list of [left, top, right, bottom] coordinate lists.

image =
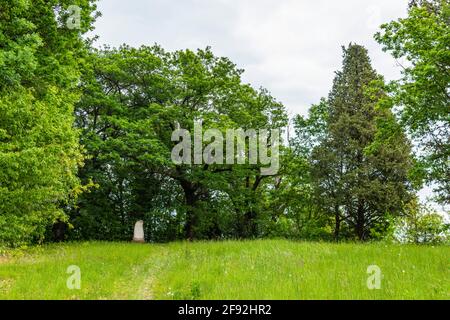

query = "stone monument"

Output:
[[132, 220, 145, 243]]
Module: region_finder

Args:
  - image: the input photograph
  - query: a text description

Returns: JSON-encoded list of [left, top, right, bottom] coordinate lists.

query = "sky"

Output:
[[87, 0, 447, 211], [89, 0, 410, 118]]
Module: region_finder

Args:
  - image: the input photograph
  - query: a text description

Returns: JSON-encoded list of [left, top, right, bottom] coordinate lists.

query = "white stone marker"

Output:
[[133, 220, 145, 243]]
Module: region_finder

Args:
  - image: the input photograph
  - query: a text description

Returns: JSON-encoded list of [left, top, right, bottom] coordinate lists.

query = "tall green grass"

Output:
[[0, 240, 448, 299]]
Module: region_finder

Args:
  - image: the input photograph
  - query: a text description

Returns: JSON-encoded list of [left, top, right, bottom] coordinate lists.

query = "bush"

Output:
[[395, 201, 449, 244]]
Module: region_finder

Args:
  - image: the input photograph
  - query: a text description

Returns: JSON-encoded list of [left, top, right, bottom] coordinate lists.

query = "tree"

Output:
[[0, 0, 98, 246], [310, 44, 414, 241], [396, 200, 449, 244], [277, 99, 334, 240], [72, 45, 287, 241], [375, 0, 450, 204]]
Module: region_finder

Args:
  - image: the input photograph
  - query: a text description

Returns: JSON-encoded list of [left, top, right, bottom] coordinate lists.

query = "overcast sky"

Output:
[[90, 0, 410, 117], [88, 0, 447, 209]]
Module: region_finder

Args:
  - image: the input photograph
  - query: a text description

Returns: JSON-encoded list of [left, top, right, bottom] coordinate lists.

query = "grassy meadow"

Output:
[[0, 240, 448, 300]]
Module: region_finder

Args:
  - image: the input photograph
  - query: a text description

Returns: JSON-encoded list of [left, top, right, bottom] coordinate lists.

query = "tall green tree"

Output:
[[276, 99, 334, 240], [0, 0, 98, 246], [375, 0, 450, 204], [311, 44, 414, 241], [73, 45, 287, 241]]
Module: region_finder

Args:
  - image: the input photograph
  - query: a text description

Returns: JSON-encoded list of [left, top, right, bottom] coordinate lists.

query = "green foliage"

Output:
[[307, 44, 414, 241], [72, 45, 288, 241], [375, 0, 450, 204], [1, 0, 446, 247], [396, 200, 449, 244], [0, 0, 98, 246]]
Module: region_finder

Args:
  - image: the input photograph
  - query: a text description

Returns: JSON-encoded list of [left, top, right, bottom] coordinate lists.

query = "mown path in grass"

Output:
[[0, 242, 157, 299], [0, 240, 449, 299]]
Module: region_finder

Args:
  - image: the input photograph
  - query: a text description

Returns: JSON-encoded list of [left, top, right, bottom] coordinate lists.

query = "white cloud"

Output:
[[90, 0, 409, 116]]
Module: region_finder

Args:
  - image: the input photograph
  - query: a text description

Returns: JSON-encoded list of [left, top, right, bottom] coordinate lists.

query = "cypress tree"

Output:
[[312, 44, 414, 241]]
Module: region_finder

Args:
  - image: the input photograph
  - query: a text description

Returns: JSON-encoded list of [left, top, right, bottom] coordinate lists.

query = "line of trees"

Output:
[[0, 0, 448, 247]]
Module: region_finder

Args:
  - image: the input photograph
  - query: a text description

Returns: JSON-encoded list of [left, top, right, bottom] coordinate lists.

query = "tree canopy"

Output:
[[0, 0, 98, 246], [0, 1, 447, 247], [375, 0, 450, 204]]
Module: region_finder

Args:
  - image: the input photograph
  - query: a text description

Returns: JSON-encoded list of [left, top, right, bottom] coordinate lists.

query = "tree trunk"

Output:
[[356, 200, 366, 241], [180, 180, 199, 241], [243, 210, 257, 238], [52, 221, 67, 242], [334, 204, 340, 242]]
